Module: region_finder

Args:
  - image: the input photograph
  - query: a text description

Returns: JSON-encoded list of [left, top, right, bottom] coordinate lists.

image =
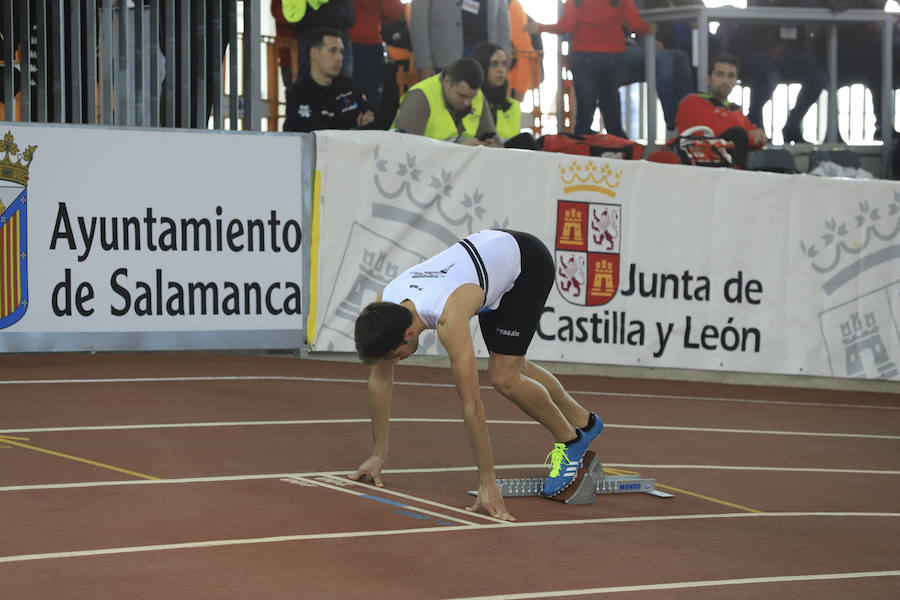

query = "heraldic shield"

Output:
[[0, 132, 37, 330], [555, 200, 621, 306]]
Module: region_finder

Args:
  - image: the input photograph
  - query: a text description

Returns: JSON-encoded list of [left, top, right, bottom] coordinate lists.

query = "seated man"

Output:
[[350, 229, 604, 520], [283, 27, 374, 133], [391, 57, 501, 147], [675, 53, 768, 169]]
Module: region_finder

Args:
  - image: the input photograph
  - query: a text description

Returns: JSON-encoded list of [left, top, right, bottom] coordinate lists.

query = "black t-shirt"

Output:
[[283, 73, 371, 133]]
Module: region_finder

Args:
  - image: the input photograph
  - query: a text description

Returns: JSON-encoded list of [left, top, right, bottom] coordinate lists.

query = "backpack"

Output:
[[666, 126, 735, 168], [539, 132, 644, 160]]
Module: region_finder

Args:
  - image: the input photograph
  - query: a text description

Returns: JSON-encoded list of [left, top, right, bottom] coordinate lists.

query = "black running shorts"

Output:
[[478, 230, 554, 356]]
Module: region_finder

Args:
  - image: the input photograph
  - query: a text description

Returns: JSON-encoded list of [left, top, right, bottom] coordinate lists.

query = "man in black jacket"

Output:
[[290, 0, 355, 77], [284, 27, 374, 132]]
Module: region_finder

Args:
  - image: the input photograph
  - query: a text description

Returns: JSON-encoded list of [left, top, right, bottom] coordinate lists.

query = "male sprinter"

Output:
[[349, 229, 604, 521]]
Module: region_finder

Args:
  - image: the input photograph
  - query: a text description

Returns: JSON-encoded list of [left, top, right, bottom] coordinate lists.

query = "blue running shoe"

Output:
[[580, 412, 604, 444], [542, 429, 593, 497]]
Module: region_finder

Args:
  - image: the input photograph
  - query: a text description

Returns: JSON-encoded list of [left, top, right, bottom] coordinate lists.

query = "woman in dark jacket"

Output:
[[471, 41, 538, 150]]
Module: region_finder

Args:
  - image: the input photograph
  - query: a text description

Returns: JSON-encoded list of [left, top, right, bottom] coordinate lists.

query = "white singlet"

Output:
[[382, 230, 522, 329]]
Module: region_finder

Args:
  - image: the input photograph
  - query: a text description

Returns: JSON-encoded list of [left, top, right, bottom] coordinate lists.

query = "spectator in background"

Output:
[[675, 53, 768, 169], [506, 0, 542, 102], [284, 27, 374, 132], [349, 0, 404, 116], [409, 0, 511, 80], [620, 0, 694, 137], [471, 41, 539, 149], [392, 57, 500, 146], [526, 0, 655, 138], [271, 0, 298, 87], [722, 0, 827, 143], [285, 0, 355, 78]]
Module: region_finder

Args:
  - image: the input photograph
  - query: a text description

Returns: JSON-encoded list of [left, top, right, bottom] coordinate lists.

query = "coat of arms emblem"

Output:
[[0, 131, 37, 330], [555, 200, 621, 306]]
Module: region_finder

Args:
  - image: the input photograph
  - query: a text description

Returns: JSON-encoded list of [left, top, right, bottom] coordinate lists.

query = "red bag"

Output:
[[666, 126, 735, 168], [540, 132, 644, 160]]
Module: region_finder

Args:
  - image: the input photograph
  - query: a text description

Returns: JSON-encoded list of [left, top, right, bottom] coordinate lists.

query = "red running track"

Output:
[[1, 352, 898, 598]]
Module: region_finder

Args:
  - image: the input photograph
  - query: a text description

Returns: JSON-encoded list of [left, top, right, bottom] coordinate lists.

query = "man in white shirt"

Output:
[[349, 229, 604, 521]]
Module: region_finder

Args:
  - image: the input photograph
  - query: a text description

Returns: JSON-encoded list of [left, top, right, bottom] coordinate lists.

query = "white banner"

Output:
[[0, 125, 304, 336], [310, 130, 900, 380]]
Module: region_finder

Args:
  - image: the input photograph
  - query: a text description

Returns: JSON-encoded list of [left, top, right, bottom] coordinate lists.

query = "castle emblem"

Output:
[[555, 200, 621, 306], [0, 131, 37, 330]]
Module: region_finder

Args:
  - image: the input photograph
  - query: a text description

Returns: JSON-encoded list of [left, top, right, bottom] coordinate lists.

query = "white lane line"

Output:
[[609, 424, 900, 440], [320, 474, 511, 525], [609, 465, 900, 475], [291, 476, 480, 527], [1, 375, 896, 411], [0, 512, 897, 564], [3, 419, 897, 440], [442, 570, 900, 599], [3, 462, 898, 493]]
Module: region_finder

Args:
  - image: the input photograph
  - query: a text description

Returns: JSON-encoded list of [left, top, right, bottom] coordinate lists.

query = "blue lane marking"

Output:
[[395, 510, 429, 520], [360, 494, 408, 508], [360, 494, 457, 526]]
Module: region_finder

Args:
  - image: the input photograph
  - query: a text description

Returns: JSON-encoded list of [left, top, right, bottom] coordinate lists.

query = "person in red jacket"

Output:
[[526, 0, 654, 138], [349, 0, 404, 115], [675, 53, 768, 169]]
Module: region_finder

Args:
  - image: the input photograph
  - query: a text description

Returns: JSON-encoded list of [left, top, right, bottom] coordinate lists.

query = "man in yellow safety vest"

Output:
[[391, 58, 501, 147]]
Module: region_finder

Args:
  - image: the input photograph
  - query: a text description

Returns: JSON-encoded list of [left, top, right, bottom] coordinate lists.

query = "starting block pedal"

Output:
[[469, 451, 674, 505]]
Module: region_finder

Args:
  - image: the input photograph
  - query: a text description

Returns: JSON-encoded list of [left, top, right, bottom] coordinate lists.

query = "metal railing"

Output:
[[639, 5, 895, 175], [0, 0, 262, 130]]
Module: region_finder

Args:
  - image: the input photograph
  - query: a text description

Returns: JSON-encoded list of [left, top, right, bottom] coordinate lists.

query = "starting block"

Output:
[[469, 451, 674, 505]]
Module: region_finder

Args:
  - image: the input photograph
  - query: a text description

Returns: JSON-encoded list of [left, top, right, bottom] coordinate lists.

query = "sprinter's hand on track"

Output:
[[348, 455, 385, 487], [467, 482, 516, 521]]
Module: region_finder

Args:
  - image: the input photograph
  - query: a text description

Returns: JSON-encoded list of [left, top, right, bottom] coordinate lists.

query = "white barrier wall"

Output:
[[0, 124, 306, 351], [310, 130, 900, 381]]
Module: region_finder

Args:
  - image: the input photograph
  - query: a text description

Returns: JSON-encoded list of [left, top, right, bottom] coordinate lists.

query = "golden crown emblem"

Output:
[[0, 131, 38, 187], [557, 160, 622, 197]]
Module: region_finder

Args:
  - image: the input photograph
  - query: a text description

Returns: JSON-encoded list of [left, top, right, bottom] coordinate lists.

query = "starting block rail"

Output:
[[471, 452, 674, 505]]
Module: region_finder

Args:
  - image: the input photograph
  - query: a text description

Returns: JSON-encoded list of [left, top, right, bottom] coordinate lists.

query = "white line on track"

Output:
[[0, 512, 897, 564], [1, 375, 896, 411], [291, 475, 481, 527], [2, 463, 898, 493], [319, 474, 511, 525], [3, 418, 897, 440], [442, 570, 900, 599]]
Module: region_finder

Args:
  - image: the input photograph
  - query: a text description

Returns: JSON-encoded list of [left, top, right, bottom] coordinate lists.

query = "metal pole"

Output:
[[228, 0, 238, 129], [179, 0, 191, 126], [1, 1, 14, 121], [70, 1, 83, 123], [99, 0, 113, 124], [134, 0, 145, 126], [826, 24, 837, 144], [164, 0, 175, 127], [116, 0, 130, 126], [556, 0, 563, 132], [645, 33, 657, 143], [211, 0, 224, 129], [881, 17, 893, 178], [17, 1, 31, 121], [85, 0, 97, 124], [195, 1, 207, 128], [697, 11, 708, 93], [242, 0, 261, 131], [149, 0, 160, 127], [49, 0, 65, 122]]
